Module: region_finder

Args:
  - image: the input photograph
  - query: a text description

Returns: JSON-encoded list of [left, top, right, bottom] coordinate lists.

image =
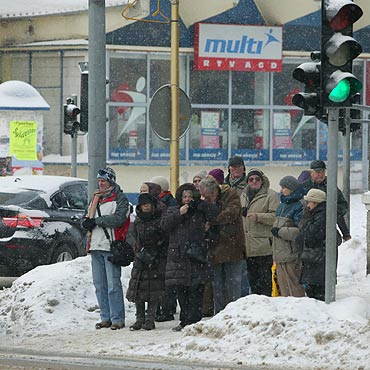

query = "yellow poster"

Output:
[[9, 121, 38, 161]]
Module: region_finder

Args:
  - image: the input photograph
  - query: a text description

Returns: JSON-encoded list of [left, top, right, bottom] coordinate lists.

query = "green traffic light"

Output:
[[329, 79, 350, 103]]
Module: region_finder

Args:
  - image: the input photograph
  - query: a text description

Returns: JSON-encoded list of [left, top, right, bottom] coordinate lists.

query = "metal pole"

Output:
[[342, 112, 350, 230], [169, 0, 180, 196], [325, 108, 339, 304], [88, 0, 107, 199]]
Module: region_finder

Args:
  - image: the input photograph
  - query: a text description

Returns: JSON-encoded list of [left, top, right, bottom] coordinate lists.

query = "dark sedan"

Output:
[[0, 175, 88, 276]]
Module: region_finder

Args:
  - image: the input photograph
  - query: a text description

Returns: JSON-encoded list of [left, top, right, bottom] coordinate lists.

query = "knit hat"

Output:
[[97, 167, 116, 185], [304, 189, 326, 203], [246, 168, 264, 182], [193, 169, 207, 181], [228, 156, 245, 168], [137, 192, 157, 206], [208, 168, 224, 185], [310, 160, 326, 171], [149, 176, 169, 192], [279, 176, 300, 192]]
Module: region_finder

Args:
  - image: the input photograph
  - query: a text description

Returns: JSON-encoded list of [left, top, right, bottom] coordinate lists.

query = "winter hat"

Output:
[[97, 167, 116, 185], [228, 156, 245, 168], [137, 192, 157, 206], [208, 168, 225, 185], [246, 168, 264, 182], [149, 176, 169, 192], [279, 176, 300, 192], [304, 189, 326, 203], [310, 160, 326, 171], [193, 169, 207, 182], [297, 170, 311, 183]]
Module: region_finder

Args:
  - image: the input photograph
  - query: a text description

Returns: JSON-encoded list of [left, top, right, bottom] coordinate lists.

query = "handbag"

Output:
[[97, 205, 134, 266]]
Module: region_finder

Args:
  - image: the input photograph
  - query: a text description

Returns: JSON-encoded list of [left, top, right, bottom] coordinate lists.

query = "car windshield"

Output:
[[0, 190, 47, 209]]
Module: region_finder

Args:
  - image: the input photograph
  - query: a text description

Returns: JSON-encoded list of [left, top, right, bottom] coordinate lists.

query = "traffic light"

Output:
[[338, 93, 362, 133], [320, 0, 363, 107], [292, 52, 322, 118], [79, 71, 88, 132], [63, 98, 80, 135]]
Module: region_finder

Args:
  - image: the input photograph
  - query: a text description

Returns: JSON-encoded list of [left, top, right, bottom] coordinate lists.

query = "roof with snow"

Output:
[[0, 0, 128, 19], [0, 81, 50, 110]]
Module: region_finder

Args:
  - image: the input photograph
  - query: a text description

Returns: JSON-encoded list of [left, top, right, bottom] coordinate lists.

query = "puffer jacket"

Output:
[[126, 204, 166, 303], [272, 187, 305, 263], [161, 183, 219, 287], [240, 175, 279, 258], [208, 187, 245, 265], [89, 184, 129, 252]]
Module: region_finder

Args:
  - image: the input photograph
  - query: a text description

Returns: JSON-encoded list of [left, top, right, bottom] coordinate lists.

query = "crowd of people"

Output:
[[81, 157, 351, 332]]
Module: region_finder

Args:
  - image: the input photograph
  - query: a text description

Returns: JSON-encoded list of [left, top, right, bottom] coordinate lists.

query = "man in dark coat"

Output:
[[161, 183, 219, 331]]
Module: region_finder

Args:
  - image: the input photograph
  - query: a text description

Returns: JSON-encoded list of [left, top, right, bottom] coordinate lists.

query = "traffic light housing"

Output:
[[63, 99, 81, 135], [320, 0, 363, 107], [79, 72, 88, 132], [338, 93, 362, 133], [292, 52, 322, 119]]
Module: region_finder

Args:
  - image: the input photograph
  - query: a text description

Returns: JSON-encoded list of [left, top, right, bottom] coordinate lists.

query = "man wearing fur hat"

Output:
[[271, 176, 305, 297], [240, 168, 279, 296]]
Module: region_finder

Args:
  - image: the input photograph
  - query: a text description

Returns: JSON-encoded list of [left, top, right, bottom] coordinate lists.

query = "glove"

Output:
[[271, 227, 280, 238], [82, 218, 96, 231]]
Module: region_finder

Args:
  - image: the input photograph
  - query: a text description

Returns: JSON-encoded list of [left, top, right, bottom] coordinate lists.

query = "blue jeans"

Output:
[[91, 250, 125, 325], [213, 260, 242, 314]]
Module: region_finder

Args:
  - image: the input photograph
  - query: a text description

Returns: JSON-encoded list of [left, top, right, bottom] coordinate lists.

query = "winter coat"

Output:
[[224, 174, 247, 195], [298, 202, 327, 285], [89, 184, 129, 252], [240, 175, 279, 258], [301, 177, 348, 217], [161, 183, 219, 287], [208, 187, 245, 265], [126, 205, 166, 303], [272, 188, 305, 263], [160, 191, 178, 208]]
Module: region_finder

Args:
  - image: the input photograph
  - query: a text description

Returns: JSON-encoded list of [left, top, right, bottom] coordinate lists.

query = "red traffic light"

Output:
[[327, 1, 363, 31]]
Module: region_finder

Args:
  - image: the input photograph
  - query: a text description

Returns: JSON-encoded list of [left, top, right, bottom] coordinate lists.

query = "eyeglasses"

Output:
[[193, 179, 201, 183], [248, 176, 262, 182]]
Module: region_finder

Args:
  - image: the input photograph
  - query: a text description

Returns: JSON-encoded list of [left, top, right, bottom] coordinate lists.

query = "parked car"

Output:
[[0, 175, 89, 277]]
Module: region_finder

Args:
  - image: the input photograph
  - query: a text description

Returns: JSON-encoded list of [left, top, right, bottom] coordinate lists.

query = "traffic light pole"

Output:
[[325, 107, 339, 304]]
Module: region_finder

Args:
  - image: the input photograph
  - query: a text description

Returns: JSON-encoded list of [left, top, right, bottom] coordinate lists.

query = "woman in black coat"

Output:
[[161, 183, 219, 331], [126, 193, 166, 330], [298, 189, 328, 301]]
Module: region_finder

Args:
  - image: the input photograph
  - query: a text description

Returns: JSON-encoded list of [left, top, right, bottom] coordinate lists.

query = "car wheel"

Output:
[[51, 243, 75, 264]]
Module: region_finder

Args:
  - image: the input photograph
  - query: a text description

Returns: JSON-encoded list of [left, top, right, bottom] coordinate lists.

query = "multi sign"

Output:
[[194, 23, 283, 72]]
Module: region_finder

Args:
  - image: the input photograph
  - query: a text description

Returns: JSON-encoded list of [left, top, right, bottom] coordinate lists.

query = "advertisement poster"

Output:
[[273, 113, 292, 148], [9, 120, 37, 160], [200, 111, 220, 149]]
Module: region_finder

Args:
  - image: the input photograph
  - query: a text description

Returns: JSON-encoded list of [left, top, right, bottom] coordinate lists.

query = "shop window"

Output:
[[232, 72, 260, 105], [189, 61, 228, 105], [231, 109, 270, 161], [273, 63, 300, 106], [272, 109, 317, 161]]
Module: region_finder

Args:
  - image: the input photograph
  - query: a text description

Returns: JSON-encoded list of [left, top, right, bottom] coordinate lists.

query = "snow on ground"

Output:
[[0, 194, 369, 370]]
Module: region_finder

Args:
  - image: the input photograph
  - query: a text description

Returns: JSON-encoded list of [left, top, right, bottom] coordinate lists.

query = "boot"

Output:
[[142, 319, 155, 331], [130, 320, 144, 331]]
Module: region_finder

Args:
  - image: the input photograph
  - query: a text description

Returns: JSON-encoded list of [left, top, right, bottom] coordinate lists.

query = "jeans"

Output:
[[213, 260, 242, 314], [91, 250, 125, 324]]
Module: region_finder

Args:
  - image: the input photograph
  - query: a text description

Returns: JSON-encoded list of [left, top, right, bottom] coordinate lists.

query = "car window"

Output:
[[59, 184, 87, 210], [0, 190, 47, 209]]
